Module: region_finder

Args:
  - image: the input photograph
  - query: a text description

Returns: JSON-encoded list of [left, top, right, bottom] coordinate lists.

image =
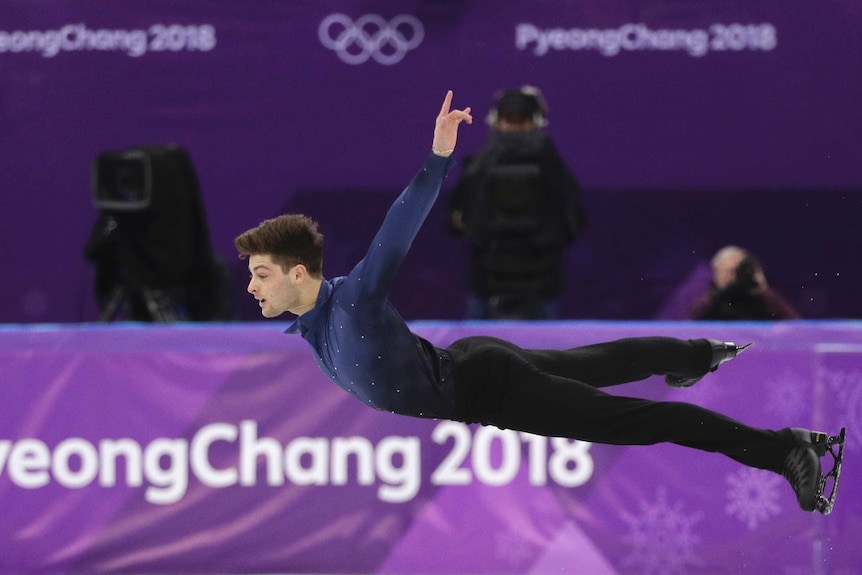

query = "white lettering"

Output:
[[285, 437, 329, 486], [521, 432, 547, 485], [331, 437, 375, 486], [0, 422, 435, 505], [99, 438, 143, 487], [240, 420, 283, 486], [144, 438, 188, 505], [429, 422, 594, 490], [549, 437, 594, 487], [0, 22, 216, 58], [0, 440, 11, 475], [0, 420, 597, 505], [375, 436, 420, 503], [472, 427, 520, 486], [516, 22, 775, 57], [515, 24, 545, 56], [430, 421, 472, 485], [9, 439, 50, 488], [53, 438, 99, 488], [191, 422, 238, 488]]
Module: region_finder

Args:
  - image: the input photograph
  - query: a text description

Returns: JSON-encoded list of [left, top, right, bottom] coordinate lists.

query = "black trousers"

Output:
[[447, 336, 792, 474]]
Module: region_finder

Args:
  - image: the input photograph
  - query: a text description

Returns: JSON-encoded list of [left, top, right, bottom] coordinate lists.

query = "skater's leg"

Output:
[[505, 372, 789, 472], [486, 336, 714, 388], [452, 342, 791, 472]]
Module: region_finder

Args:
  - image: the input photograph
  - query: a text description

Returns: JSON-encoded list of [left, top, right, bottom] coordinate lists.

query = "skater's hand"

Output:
[[432, 90, 472, 157]]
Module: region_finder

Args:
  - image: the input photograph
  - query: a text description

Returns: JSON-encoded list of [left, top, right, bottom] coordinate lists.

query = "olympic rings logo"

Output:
[[318, 13, 424, 65]]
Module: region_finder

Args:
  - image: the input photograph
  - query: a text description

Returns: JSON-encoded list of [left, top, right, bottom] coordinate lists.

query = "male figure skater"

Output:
[[235, 91, 843, 514]]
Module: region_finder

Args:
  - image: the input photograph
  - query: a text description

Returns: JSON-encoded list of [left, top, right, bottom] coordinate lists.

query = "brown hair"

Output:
[[234, 214, 324, 277]]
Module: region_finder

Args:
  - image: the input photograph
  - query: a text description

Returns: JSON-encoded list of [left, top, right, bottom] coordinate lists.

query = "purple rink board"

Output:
[[2, 1, 862, 325], [0, 321, 860, 575]]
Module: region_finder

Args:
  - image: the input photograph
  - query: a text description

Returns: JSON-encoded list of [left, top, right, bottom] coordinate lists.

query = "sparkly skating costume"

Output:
[[285, 153, 796, 475]]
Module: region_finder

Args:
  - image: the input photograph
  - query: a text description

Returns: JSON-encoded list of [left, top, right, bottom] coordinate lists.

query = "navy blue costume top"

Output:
[[285, 153, 457, 419]]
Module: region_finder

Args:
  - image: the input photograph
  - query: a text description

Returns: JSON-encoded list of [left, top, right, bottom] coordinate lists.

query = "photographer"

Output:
[[690, 245, 801, 320]]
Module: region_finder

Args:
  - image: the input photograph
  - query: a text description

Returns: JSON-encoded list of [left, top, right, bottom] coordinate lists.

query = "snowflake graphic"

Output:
[[725, 467, 784, 529], [820, 367, 861, 452], [764, 368, 808, 420], [620, 487, 704, 575]]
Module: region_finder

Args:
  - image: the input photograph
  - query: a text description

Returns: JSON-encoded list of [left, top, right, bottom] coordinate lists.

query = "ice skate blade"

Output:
[[814, 427, 846, 515]]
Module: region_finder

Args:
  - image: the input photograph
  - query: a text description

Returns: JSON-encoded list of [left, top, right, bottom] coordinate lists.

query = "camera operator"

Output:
[[689, 245, 801, 320], [446, 86, 584, 319]]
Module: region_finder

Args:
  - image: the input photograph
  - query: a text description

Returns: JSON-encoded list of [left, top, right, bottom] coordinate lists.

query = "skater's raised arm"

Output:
[[340, 90, 473, 310]]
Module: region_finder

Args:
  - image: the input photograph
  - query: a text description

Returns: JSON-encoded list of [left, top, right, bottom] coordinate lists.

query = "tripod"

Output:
[[98, 284, 183, 322]]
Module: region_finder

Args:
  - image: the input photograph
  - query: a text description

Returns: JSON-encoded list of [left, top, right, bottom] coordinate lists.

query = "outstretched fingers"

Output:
[[432, 90, 473, 155], [438, 89, 453, 118], [450, 107, 473, 123], [438, 90, 473, 123]]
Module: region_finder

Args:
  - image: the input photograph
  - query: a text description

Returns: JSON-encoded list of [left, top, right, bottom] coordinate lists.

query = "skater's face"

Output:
[[247, 254, 305, 318]]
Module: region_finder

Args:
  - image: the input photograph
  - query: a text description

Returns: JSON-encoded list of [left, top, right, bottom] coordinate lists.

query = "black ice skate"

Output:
[[782, 427, 846, 514], [665, 340, 752, 388]]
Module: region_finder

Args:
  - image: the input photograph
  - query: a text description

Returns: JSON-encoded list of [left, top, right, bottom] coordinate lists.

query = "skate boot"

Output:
[[782, 427, 847, 514], [665, 340, 752, 388]]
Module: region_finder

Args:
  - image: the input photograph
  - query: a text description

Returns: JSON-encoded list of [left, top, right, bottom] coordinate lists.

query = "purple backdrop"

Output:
[[1, 321, 860, 574], [1, 1, 861, 323]]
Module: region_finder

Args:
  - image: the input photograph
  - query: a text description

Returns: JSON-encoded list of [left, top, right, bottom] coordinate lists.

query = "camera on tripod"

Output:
[[84, 145, 231, 322], [93, 148, 154, 211]]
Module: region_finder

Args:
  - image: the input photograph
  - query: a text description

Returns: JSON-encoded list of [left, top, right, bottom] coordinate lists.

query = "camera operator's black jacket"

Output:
[[690, 282, 801, 320], [446, 130, 584, 299]]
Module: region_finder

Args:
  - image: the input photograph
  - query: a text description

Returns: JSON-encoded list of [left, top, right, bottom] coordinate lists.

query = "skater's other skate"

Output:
[[782, 428, 822, 512], [782, 427, 846, 514], [666, 340, 752, 388]]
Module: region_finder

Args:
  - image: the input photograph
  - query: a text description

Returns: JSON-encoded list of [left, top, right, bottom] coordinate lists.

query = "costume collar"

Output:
[[284, 279, 332, 335]]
